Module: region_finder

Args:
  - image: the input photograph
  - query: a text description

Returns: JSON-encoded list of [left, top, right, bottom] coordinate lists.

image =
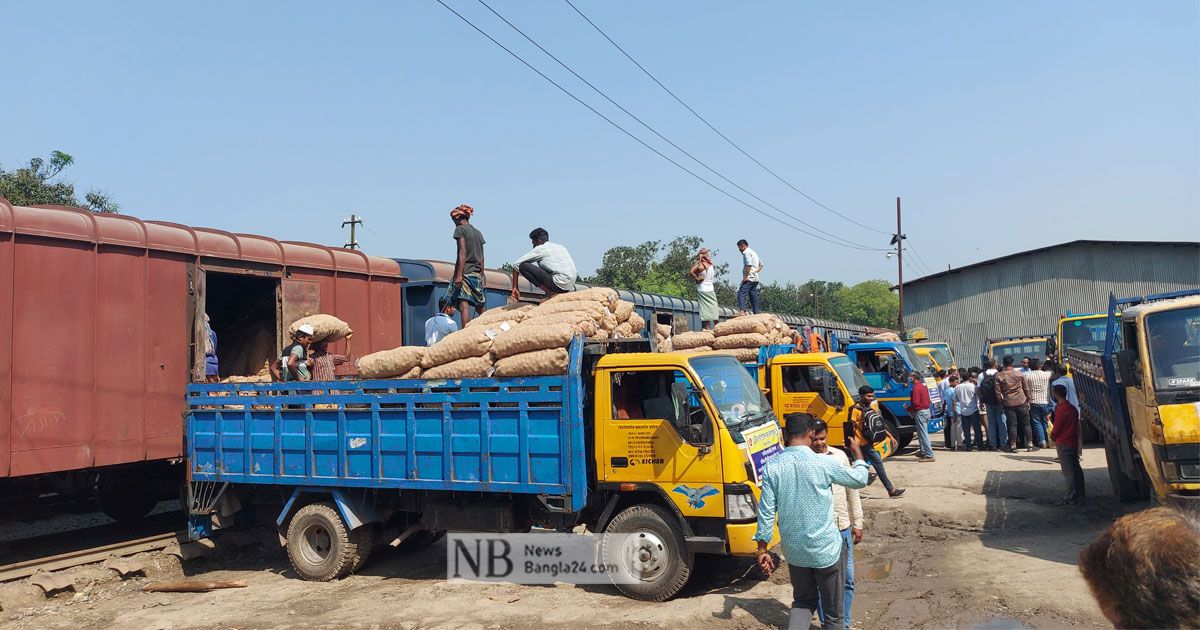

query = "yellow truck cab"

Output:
[[1058, 312, 1117, 370], [982, 335, 1056, 368], [751, 350, 894, 460], [913, 342, 956, 372], [1070, 291, 1200, 506]]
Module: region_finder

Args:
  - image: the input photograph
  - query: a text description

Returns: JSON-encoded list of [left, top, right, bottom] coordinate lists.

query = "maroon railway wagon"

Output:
[[0, 200, 404, 521]]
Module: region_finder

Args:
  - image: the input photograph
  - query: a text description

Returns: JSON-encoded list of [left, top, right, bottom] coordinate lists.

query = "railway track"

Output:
[[0, 511, 186, 583]]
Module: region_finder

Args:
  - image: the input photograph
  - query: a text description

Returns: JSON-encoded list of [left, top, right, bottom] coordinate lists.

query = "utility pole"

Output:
[[890, 197, 906, 335], [342, 214, 363, 250]]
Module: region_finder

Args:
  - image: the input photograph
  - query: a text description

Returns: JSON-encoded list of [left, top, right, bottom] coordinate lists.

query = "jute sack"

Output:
[[464, 304, 533, 329], [657, 337, 673, 352], [713, 314, 779, 337], [655, 323, 671, 338], [289, 314, 353, 342], [520, 313, 599, 336], [358, 346, 427, 378], [422, 355, 494, 379], [399, 366, 422, 379], [544, 287, 619, 310], [591, 329, 611, 340], [613, 322, 634, 338], [713, 332, 769, 350], [721, 347, 760, 363], [627, 312, 646, 334], [673, 330, 715, 350], [676, 346, 713, 354], [600, 311, 619, 332], [421, 324, 509, 369], [528, 300, 608, 321], [613, 300, 635, 322], [493, 348, 569, 377], [492, 322, 575, 359]]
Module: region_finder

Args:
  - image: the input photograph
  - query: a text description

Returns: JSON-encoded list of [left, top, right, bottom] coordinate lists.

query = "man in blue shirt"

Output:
[[756, 413, 870, 629], [424, 296, 460, 346]]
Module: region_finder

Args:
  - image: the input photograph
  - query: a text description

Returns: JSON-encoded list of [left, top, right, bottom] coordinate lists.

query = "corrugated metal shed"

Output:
[[901, 240, 1200, 363]]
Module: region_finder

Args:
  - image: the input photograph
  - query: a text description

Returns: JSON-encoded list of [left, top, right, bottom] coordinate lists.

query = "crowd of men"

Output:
[[925, 355, 1086, 505]]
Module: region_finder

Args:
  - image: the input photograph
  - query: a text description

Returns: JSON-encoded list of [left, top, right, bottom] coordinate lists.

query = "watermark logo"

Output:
[[448, 533, 646, 585]]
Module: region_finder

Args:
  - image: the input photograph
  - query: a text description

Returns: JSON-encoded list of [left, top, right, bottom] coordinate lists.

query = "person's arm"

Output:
[[269, 358, 283, 381], [1021, 376, 1030, 403], [332, 354, 348, 366], [689, 262, 704, 282], [847, 482, 863, 541], [510, 268, 521, 301], [453, 235, 467, 284], [286, 353, 299, 379], [752, 470, 777, 572], [513, 245, 543, 267], [827, 452, 870, 489]]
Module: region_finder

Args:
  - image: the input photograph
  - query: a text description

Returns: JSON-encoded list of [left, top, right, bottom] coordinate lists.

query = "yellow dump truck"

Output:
[[1069, 291, 1200, 506]]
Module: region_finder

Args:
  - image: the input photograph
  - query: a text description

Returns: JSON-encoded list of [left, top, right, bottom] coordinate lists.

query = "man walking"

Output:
[[955, 372, 984, 451], [1050, 384, 1085, 504], [994, 356, 1035, 452], [689, 248, 719, 330], [812, 421, 863, 629], [736, 239, 762, 314], [510, 228, 577, 300], [448, 204, 487, 327], [754, 413, 869, 630], [979, 360, 1006, 450], [849, 387, 905, 498], [1025, 359, 1052, 448], [905, 372, 935, 461]]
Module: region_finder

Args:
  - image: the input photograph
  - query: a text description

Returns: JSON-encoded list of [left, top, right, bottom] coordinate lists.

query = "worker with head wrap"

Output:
[[448, 204, 487, 327]]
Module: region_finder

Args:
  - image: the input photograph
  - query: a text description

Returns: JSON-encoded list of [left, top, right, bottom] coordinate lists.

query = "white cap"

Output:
[[297, 324, 315, 336]]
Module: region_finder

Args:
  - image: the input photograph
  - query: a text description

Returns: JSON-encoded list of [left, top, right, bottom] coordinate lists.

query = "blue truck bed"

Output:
[[185, 340, 589, 512]]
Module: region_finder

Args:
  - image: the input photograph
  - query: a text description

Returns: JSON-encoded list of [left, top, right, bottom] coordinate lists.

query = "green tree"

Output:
[[586, 236, 729, 298], [833, 279, 899, 328], [0, 151, 120, 213]]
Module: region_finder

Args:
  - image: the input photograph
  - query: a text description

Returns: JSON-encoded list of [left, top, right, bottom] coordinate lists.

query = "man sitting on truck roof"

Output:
[[510, 227, 577, 300]]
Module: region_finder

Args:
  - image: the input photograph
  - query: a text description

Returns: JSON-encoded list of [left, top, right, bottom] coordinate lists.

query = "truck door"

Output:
[[599, 368, 725, 518]]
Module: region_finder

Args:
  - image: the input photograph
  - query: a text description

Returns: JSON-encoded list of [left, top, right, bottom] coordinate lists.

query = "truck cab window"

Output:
[[781, 365, 837, 405], [610, 370, 709, 445]]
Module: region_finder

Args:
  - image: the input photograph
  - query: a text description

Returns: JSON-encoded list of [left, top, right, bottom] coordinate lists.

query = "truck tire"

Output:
[[286, 502, 365, 581], [1104, 442, 1149, 502], [96, 473, 160, 524], [884, 417, 912, 451], [600, 504, 693, 602], [349, 524, 376, 573]]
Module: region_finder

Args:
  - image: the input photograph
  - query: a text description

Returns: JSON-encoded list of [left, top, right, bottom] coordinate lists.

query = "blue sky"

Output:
[[3, 1, 1197, 284]]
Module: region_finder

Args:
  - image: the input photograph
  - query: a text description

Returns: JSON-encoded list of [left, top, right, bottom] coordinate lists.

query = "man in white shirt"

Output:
[[736, 238, 763, 314], [509, 227, 578, 300], [424, 296, 459, 346], [812, 421, 863, 630], [955, 371, 984, 450]]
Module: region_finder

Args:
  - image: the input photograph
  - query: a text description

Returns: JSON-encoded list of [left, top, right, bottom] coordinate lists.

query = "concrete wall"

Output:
[[902, 241, 1200, 364]]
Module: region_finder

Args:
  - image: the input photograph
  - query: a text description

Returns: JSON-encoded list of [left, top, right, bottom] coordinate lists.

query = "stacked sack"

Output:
[[711, 314, 792, 363], [653, 323, 673, 352], [671, 330, 715, 354], [288, 314, 353, 342], [354, 287, 647, 380]]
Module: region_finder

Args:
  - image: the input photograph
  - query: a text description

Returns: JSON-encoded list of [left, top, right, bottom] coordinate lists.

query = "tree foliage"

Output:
[[588, 237, 898, 328], [0, 151, 120, 213]]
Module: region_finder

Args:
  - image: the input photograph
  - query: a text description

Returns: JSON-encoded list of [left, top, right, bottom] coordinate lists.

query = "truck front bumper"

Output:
[[725, 522, 776, 556]]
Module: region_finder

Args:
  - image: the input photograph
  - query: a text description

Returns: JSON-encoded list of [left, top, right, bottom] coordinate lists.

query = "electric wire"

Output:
[[562, 0, 892, 236], [433, 0, 884, 250], [474, 0, 884, 252]]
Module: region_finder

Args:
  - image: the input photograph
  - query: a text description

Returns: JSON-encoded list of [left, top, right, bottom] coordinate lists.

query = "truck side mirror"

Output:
[[822, 378, 844, 409], [889, 361, 907, 382], [670, 382, 690, 431], [1115, 349, 1141, 388]]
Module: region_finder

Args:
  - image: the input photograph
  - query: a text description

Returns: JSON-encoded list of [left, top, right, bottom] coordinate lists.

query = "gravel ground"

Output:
[[0, 446, 1139, 629]]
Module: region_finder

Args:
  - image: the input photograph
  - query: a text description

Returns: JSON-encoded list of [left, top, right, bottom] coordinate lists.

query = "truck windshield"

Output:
[[1062, 318, 1114, 354], [689, 355, 774, 441], [1146, 306, 1200, 391], [829, 356, 870, 402], [917, 344, 954, 369], [898, 344, 933, 378], [992, 340, 1048, 364]]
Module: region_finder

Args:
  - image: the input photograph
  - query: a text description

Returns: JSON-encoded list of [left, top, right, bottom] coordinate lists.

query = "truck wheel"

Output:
[[349, 524, 376, 573], [96, 473, 160, 524], [600, 504, 693, 602], [884, 418, 912, 451], [286, 502, 364, 581], [1104, 442, 1148, 502]]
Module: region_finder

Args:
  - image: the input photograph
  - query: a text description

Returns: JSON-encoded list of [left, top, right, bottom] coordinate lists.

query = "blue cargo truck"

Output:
[[184, 338, 783, 601], [843, 341, 944, 450]]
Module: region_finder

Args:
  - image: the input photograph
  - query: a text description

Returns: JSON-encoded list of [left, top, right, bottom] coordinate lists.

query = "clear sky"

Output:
[[3, 1, 1197, 284]]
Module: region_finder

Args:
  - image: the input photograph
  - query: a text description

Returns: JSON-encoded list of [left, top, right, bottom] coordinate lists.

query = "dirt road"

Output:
[[1, 446, 1138, 629]]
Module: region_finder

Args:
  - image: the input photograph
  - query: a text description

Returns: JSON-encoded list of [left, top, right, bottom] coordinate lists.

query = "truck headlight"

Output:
[[725, 484, 757, 522], [1161, 461, 1200, 482]]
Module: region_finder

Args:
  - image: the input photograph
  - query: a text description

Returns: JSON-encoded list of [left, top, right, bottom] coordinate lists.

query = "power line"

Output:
[[906, 243, 936, 276], [563, 0, 892, 236], [474, 0, 884, 252], [433, 0, 884, 251]]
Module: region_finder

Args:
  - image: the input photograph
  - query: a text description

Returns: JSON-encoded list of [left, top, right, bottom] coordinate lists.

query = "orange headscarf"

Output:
[[451, 204, 474, 220]]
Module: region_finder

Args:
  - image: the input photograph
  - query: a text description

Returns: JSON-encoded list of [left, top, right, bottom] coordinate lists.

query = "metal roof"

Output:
[[901, 240, 1199, 288], [0, 201, 403, 277]]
